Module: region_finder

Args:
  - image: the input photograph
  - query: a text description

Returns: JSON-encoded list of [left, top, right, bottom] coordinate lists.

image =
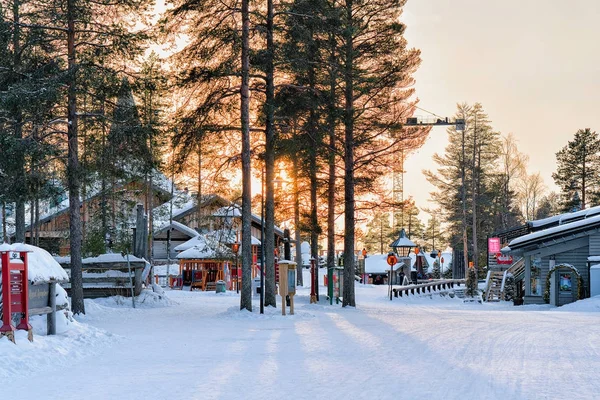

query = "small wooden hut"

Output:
[[175, 230, 261, 291]]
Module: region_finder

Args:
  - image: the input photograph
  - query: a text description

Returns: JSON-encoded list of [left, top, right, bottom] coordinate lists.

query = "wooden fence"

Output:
[[391, 279, 466, 298]]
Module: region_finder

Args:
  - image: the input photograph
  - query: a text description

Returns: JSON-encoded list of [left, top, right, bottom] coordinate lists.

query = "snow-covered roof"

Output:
[[153, 264, 180, 277], [212, 205, 242, 218], [588, 256, 600, 262], [174, 230, 260, 253], [177, 244, 230, 260], [510, 214, 600, 248], [528, 205, 600, 229], [389, 228, 416, 249], [83, 253, 147, 264], [0, 243, 68, 283], [156, 220, 198, 238], [364, 254, 404, 274]]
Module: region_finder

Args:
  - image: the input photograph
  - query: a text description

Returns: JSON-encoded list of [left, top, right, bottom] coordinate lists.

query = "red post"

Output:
[[0, 251, 15, 341], [310, 258, 317, 304], [16, 251, 31, 336]]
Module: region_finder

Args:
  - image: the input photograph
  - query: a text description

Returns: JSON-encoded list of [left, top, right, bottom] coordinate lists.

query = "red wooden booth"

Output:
[[1, 247, 32, 343]]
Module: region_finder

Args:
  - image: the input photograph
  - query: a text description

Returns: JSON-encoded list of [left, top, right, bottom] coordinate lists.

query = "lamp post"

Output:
[[232, 241, 240, 293], [390, 228, 415, 297]]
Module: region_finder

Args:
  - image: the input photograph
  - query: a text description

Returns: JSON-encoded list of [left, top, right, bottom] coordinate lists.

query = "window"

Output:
[[530, 256, 542, 296]]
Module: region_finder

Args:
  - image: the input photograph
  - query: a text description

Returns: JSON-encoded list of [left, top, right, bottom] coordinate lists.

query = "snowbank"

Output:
[[92, 289, 175, 309], [552, 295, 600, 312]]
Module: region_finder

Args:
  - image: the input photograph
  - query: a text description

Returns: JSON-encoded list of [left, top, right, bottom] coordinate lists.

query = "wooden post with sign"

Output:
[[278, 260, 297, 315], [279, 262, 288, 315]]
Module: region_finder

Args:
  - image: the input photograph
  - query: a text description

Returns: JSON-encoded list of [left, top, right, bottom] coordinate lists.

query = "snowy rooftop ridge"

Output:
[[528, 205, 600, 228], [510, 214, 600, 248], [155, 220, 198, 238]]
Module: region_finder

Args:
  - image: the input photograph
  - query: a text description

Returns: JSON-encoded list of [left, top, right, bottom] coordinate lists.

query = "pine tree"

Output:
[[340, 0, 424, 307], [424, 103, 502, 273], [363, 212, 393, 254], [41, 0, 150, 314], [465, 266, 478, 297], [552, 128, 600, 211], [504, 274, 516, 301]]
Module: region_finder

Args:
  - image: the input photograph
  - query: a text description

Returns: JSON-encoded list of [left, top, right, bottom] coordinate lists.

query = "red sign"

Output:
[[488, 237, 501, 253], [496, 253, 513, 265], [387, 254, 398, 266]]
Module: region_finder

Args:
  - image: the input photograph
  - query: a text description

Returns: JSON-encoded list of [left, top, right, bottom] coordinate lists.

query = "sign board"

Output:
[[387, 254, 397, 267], [287, 269, 296, 295], [488, 237, 501, 253], [29, 283, 50, 309], [496, 253, 513, 265]]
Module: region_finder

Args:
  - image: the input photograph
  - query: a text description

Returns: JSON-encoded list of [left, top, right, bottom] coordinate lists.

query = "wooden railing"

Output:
[[501, 257, 525, 293], [391, 279, 466, 298]]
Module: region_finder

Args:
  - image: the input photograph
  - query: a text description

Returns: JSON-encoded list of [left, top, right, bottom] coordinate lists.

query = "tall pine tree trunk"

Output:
[[12, 0, 25, 243], [293, 152, 303, 286], [461, 119, 469, 277], [240, 0, 253, 312], [326, 32, 337, 278], [263, 0, 276, 307], [67, 0, 84, 314], [471, 116, 478, 272], [2, 203, 7, 242], [309, 132, 319, 299], [196, 142, 202, 227], [342, 0, 355, 307]]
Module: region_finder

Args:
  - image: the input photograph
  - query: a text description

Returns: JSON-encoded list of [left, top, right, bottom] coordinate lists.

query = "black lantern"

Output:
[[389, 228, 415, 257]]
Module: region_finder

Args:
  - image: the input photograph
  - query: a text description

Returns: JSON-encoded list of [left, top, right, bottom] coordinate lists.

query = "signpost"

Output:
[[278, 260, 296, 315], [387, 253, 398, 301]]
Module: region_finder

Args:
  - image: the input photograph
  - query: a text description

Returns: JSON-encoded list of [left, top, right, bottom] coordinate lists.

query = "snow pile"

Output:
[[153, 263, 180, 277], [553, 295, 600, 312], [0, 243, 68, 283], [93, 289, 175, 309]]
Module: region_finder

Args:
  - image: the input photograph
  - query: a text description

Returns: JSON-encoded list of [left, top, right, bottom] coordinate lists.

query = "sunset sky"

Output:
[[401, 0, 600, 216]]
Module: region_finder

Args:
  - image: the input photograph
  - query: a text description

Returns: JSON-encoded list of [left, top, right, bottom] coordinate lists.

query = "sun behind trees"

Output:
[[1, 0, 428, 310]]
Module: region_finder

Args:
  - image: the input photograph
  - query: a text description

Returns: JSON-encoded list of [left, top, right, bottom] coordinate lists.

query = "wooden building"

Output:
[[506, 206, 600, 306], [25, 179, 171, 255]]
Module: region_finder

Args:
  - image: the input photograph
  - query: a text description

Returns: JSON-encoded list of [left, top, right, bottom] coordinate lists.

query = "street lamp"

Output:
[[231, 241, 240, 293], [389, 228, 415, 297]]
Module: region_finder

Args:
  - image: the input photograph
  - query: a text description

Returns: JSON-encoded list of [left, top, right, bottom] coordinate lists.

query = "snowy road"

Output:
[[3, 281, 600, 400]]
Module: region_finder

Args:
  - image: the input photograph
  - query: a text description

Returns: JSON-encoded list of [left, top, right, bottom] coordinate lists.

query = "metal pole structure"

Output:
[[260, 167, 265, 314], [126, 252, 136, 309], [236, 251, 239, 294], [389, 267, 392, 301]]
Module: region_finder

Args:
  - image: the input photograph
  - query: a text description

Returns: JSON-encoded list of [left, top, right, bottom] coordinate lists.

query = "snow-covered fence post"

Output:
[[47, 281, 57, 335], [126, 253, 136, 309]]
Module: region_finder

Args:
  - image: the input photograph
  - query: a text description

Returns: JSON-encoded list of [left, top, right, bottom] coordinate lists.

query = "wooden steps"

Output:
[[485, 271, 504, 302]]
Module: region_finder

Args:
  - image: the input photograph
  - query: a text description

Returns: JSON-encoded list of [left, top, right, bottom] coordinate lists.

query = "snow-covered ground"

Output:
[[2, 271, 600, 400]]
